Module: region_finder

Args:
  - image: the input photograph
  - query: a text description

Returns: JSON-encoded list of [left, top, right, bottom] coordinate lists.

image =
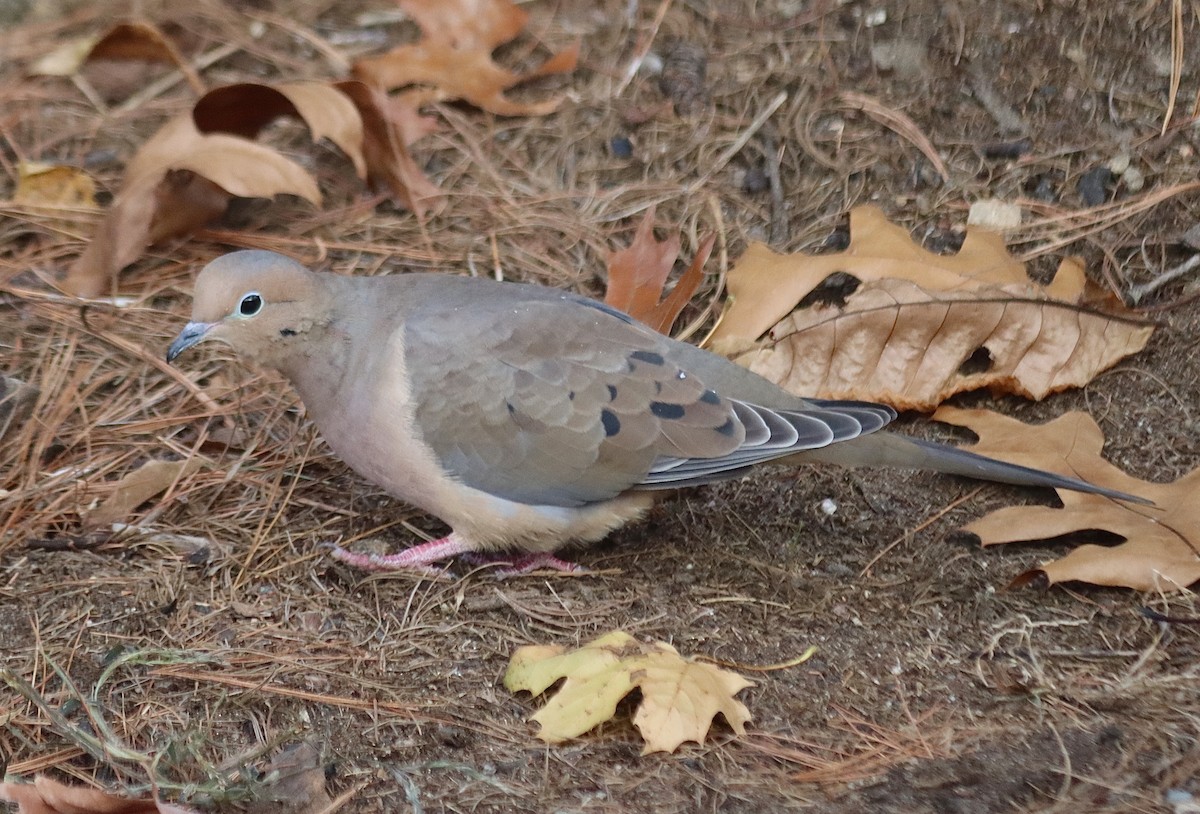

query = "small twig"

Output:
[[762, 129, 788, 245], [1141, 606, 1200, 625], [1125, 253, 1200, 305], [1048, 724, 1075, 802], [837, 91, 951, 183], [313, 781, 371, 814]]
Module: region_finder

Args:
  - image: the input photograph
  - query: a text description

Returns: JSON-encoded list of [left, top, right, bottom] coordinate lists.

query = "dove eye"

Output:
[[237, 292, 263, 317]]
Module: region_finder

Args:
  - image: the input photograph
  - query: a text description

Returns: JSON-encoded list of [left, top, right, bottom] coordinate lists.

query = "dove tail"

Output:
[[795, 432, 1151, 505]]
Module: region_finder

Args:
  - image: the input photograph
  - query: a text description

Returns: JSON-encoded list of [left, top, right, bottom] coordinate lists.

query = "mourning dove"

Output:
[[168, 250, 1143, 573]]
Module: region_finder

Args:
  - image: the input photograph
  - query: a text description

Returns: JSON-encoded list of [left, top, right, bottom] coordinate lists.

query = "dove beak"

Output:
[[167, 322, 214, 363]]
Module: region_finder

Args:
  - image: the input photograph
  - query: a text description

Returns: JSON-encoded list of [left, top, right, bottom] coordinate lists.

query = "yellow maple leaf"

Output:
[[504, 631, 754, 754], [14, 162, 99, 210]]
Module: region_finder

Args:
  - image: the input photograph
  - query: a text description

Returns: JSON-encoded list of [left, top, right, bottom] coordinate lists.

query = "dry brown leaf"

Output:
[[69, 166, 233, 298], [0, 775, 199, 814], [193, 82, 369, 177], [504, 631, 753, 754], [67, 78, 445, 296], [31, 21, 202, 97], [352, 0, 579, 116], [192, 81, 441, 212], [85, 457, 204, 529], [66, 111, 318, 297], [384, 88, 442, 146], [333, 80, 443, 216], [255, 741, 333, 813], [709, 205, 1154, 411], [604, 207, 713, 334], [935, 407, 1200, 591]]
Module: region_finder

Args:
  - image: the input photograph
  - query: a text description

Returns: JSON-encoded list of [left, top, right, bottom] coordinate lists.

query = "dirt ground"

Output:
[[2, 0, 1200, 812]]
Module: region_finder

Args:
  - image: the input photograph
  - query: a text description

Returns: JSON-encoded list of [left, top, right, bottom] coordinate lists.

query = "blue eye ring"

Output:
[[238, 292, 263, 317]]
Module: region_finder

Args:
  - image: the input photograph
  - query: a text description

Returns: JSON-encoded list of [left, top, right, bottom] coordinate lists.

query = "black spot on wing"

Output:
[[699, 388, 721, 405], [601, 409, 621, 437], [572, 295, 636, 324], [650, 401, 686, 420], [630, 350, 665, 365]]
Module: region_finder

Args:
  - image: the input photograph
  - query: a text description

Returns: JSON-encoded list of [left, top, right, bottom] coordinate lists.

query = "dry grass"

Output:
[[3, 0, 1200, 811]]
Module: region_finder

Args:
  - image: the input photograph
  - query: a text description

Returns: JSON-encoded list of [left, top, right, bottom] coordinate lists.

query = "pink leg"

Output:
[[460, 551, 586, 575], [325, 534, 472, 573]]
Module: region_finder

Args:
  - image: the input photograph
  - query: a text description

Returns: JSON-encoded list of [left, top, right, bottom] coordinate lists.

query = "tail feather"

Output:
[[793, 432, 1152, 505]]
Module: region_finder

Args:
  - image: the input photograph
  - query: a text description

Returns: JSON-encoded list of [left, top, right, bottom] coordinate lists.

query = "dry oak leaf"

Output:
[[331, 80, 443, 213], [0, 774, 198, 814], [66, 113, 316, 298], [935, 407, 1200, 592], [66, 80, 440, 297], [29, 20, 203, 95], [352, 0, 580, 116], [85, 457, 204, 530], [708, 205, 1154, 411], [504, 631, 753, 754], [604, 206, 714, 334]]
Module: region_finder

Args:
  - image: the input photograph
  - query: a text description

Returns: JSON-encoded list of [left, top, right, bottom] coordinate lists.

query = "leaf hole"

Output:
[[957, 346, 994, 376], [797, 271, 861, 309]]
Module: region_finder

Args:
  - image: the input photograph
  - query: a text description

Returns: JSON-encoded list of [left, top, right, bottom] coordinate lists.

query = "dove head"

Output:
[[167, 250, 328, 368]]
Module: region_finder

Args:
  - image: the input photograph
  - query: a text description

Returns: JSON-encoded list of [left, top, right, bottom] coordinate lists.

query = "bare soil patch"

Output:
[[2, 1, 1199, 812]]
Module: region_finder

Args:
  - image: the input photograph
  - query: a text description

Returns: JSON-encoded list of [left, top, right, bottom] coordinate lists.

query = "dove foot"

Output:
[[324, 537, 584, 577], [460, 551, 586, 575], [324, 534, 470, 574]]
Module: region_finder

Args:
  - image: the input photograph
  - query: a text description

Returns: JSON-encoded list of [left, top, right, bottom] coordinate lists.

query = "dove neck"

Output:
[[266, 275, 364, 403]]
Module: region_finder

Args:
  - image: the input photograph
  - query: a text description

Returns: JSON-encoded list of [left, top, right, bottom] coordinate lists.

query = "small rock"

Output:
[[870, 39, 928, 77], [981, 137, 1033, 160], [1180, 223, 1200, 251], [1107, 152, 1131, 175], [1121, 165, 1145, 192], [863, 7, 887, 27], [742, 166, 769, 193], [1028, 173, 1059, 202], [1077, 166, 1113, 206], [968, 199, 1023, 230], [1147, 49, 1176, 77]]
